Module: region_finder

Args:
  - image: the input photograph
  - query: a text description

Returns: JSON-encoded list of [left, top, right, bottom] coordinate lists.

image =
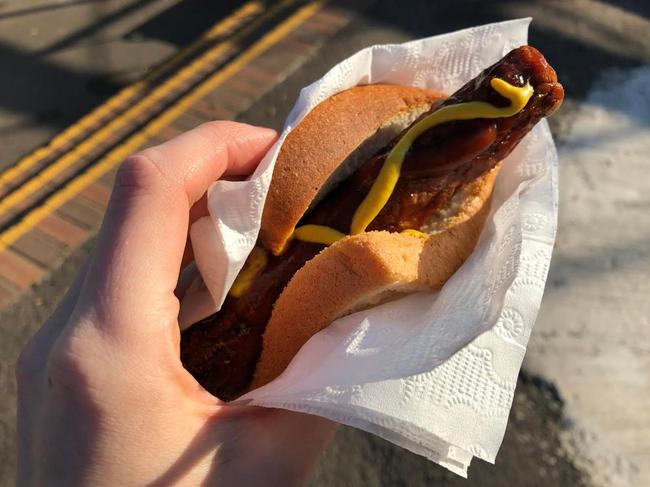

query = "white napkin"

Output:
[[179, 18, 559, 477]]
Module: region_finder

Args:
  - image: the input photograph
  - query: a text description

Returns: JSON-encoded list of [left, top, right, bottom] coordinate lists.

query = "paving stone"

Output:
[[37, 213, 89, 248], [0, 248, 45, 290]]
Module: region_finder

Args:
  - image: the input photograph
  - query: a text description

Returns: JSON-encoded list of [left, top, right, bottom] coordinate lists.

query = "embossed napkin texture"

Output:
[[179, 18, 559, 476]]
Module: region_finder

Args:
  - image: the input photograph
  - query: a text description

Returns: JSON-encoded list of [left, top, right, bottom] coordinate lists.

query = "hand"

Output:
[[16, 122, 337, 486]]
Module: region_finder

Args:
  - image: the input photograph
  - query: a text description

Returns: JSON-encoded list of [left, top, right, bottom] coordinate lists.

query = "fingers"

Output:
[[78, 121, 277, 336], [180, 193, 210, 269]]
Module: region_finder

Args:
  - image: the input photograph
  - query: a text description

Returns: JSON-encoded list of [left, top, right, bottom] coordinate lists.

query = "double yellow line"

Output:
[[0, 0, 264, 190], [0, 0, 325, 249], [0, 0, 281, 214]]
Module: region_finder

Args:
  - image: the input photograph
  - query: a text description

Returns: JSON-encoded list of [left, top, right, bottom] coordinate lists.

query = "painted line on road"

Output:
[[0, 0, 326, 249], [0, 0, 296, 214], [0, 0, 264, 189]]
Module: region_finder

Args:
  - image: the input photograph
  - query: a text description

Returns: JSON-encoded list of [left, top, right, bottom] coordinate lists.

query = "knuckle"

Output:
[[198, 120, 230, 132], [196, 120, 244, 145], [115, 152, 166, 192], [47, 337, 94, 390], [46, 323, 103, 390]]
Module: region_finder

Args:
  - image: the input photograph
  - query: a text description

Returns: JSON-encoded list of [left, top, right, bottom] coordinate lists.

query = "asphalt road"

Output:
[[2, 1, 650, 485], [0, 0, 245, 169]]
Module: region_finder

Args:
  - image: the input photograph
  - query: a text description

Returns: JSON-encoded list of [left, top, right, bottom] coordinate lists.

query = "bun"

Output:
[[251, 165, 500, 389], [259, 84, 445, 255]]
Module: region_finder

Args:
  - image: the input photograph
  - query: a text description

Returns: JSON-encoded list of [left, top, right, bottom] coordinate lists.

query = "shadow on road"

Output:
[[131, 0, 248, 48], [0, 0, 249, 158], [1, 0, 648, 156]]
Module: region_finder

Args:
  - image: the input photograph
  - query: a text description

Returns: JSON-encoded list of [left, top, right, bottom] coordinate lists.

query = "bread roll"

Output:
[[259, 84, 445, 255], [251, 85, 501, 389]]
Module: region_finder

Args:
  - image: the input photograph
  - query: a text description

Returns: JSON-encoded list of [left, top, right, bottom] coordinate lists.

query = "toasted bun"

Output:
[[250, 84, 502, 389], [251, 166, 499, 390], [259, 84, 445, 255]]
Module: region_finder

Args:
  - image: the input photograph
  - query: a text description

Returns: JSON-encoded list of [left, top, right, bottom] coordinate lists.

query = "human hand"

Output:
[[16, 122, 337, 486]]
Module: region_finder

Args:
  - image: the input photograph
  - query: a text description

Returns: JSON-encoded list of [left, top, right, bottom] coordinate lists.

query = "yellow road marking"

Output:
[[0, 0, 325, 249], [0, 0, 264, 188], [0, 0, 296, 214]]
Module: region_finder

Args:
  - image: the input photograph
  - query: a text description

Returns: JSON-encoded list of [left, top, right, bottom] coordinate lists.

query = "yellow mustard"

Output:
[[292, 224, 347, 246], [228, 247, 268, 298], [350, 78, 533, 235], [232, 78, 533, 296], [401, 229, 429, 238]]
